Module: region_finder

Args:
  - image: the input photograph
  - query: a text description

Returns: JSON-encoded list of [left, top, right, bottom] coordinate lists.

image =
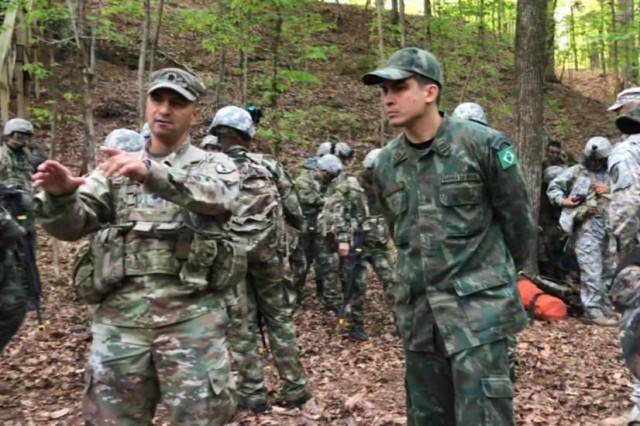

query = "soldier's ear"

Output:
[[190, 107, 200, 126]]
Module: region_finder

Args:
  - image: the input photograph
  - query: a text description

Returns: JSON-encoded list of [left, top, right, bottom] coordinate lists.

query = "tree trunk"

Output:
[[148, 0, 164, 73], [478, 0, 485, 47], [138, 0, 150, 125], [610, 0, 622, 91], [515, 0, 547, 274], [376, 0, 385, 145], [570, 5, 579, 71], [390, 0, 399, 25], [618, 0, 634, 86], [545, 0, 559, 82], [599, 0, 608, 75], [399, 0, 406, 47], [423, 0, 432, 46], [241, 49, 248, 105]]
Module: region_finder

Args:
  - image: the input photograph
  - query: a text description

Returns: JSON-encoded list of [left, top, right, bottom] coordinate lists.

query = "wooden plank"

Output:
[[15, 7, 27, 117], [0, 6, 18, 74], [1, 63, 10, 124]]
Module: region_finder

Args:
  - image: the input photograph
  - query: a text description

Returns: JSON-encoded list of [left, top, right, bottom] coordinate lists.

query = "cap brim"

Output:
[[616, 116, 640, 135], [147, 82, 196, 101], [362, 68, 414, 85], [608, 102, 623, 111]]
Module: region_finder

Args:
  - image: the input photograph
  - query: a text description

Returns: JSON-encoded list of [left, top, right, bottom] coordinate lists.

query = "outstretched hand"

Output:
[[97, 147, 149, 182], [32, 160, 85, 196]]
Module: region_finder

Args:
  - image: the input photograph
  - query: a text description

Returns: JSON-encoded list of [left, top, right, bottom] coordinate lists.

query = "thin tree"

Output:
[[67, 0, 97, 173], [423, 0, 432, 46], [376, 0, 385, 145], [545, 0, 559, 82], [515, 0, 547, 273], [138, 0, 151, 125], [399, 0, 406, 48], [610, 0, 621, 91], [148, 0, 165, 73]]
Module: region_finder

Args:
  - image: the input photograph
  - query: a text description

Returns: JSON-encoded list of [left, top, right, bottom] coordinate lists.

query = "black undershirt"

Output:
[[408, 137, 435, 150]]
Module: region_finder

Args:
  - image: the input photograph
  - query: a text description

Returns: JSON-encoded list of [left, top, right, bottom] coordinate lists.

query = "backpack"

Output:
[[230, 152, 285, 262]]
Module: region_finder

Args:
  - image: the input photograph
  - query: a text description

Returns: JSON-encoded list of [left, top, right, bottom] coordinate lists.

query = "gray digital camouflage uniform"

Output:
[[547, 159, 615, 321]]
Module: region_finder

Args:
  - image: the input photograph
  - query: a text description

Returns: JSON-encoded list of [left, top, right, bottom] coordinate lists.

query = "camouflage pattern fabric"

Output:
[[362, 47, 444, 87], [83, 311, 235, 426], [451, 102, 488, 125], [226, 254, 309, 405], [0, 208, 27, 353], [209, 106, 256, 138], [609, 134, 640, 257], [405, 327, 514, 426], [104, 129, 144, 152], [147, 68, 206, 102], [223, 145, 309, 406], [547, 166, 614, 317], [0, 142, 46, 190], [35, 140, 240, 423], [358, 170, 395, 306], [610, 264, 640, 380], [294, 169, 325, 294], [318, 172, 369, 328], [372, 116, 533, 424]]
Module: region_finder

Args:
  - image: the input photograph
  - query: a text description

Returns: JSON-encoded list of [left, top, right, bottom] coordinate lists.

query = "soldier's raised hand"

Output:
[[32, 160, 85, 195], [98, 147, 148, 182]]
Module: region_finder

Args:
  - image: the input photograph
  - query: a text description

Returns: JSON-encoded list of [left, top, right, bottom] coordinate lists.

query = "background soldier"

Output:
[[316, 154, 369, 341], [201, 134, 221, 152], [103, 128, 144, 152], [358, 148, 396, 308], [0, 118, 47, 189], [547, 137, 616, 327], [363, 47, 533, 425], [0, 202, 28, 355], [210, 106, 311, 413], [34, 68, 240, 425]]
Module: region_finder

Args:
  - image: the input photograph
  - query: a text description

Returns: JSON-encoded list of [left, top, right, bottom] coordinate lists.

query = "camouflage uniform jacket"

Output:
[[372, 116, 533, 355], [358, 171, 388, 244], [36, 141, 240, 327], [0, 143, 46, 190], [319, 172, 368, 244], [609, 134, 640, 193], [294, 170, 324, 217]]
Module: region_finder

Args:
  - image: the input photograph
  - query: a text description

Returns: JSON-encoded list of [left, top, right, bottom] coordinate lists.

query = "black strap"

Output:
[[526, 291, 545, 321]]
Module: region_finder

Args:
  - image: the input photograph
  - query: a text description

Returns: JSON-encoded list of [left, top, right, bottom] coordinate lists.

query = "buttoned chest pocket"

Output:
[[439, 181, 485, 237]]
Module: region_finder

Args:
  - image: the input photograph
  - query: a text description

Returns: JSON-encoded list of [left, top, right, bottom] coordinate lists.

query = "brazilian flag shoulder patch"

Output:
[[498, 146, 517, 170]]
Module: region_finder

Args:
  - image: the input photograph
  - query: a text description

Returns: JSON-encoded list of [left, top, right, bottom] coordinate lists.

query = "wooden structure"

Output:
[[0, 1, 33, 124]]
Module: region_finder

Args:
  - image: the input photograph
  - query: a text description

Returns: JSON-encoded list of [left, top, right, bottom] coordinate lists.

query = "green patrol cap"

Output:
[[362, 47, 444, 87], [616, 104, 640, 135]]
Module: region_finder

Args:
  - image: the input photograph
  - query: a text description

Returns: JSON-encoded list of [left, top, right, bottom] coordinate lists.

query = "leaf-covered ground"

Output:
[[0, 238, 633, 425]]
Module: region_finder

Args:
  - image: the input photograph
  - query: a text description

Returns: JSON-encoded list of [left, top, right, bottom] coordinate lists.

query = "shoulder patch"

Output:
[[490, 134, 513, 152], [498, 146, 517, 170]]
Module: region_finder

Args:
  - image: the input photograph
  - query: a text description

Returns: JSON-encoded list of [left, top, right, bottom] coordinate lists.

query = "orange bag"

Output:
[[517, 279, 568, 321]]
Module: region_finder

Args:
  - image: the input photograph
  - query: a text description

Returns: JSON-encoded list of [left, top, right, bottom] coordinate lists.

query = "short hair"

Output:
[[548, 140, 561, 149], [412, 74, 441, 105]]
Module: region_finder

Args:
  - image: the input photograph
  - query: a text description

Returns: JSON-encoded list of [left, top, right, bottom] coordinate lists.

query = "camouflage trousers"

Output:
[[288, 243, 307, 303], [0, 258, 27, 353], [226, 254, 309, 405], [83, 311, 235, 426], [319, 235, 368, 328], [364, 239, 395, 307], [574, 217, 615, 317], [404, 326, 514, 426]]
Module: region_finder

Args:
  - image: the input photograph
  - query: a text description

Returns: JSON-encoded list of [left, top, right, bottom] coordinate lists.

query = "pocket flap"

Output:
[[440, 185, 482, 206], [453, 267, 513, 297], [207, 363, 230, 396], [481, 376, 513, 398]]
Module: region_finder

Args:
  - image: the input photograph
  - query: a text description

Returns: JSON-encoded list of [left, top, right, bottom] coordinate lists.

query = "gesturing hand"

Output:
[[98, 147, 149, 182], [32, 160, 85, 196]]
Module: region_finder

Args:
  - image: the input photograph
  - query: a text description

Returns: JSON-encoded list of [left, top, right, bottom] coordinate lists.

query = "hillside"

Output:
[[0, 2, 632, 425]]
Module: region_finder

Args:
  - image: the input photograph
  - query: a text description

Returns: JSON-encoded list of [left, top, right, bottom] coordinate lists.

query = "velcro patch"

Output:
[[498, 146, 517, 170]]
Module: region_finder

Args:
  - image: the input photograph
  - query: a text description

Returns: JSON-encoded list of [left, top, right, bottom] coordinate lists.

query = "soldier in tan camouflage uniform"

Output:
[[317, 154, 370, 341], [201, 134, 221, 153], [209, 106, 311, 413], [363, 47, 534, 425], [34, 68, 240, 425]]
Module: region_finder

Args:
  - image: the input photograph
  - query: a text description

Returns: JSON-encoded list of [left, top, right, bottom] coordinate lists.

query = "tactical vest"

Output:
[[228, 150, 284, 263], [0, 145, 34, 191], [319, 174, 368, 237], [73, 146, 245, 304]]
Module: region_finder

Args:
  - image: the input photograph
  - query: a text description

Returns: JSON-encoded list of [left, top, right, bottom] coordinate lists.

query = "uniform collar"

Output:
[[394, 115, 451, 165]]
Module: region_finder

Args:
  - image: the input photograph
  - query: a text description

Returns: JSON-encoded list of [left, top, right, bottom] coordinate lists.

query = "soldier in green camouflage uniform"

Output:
[[294, 156, 325, 298], [209, 106, 311, 413], [0, 118, 46, 346], [363, 48, 534, 425], [317, 154, 370, 341], [0, 205, 27, 353], [358, 148, 395, 306], [35, 68, 240, 425]]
